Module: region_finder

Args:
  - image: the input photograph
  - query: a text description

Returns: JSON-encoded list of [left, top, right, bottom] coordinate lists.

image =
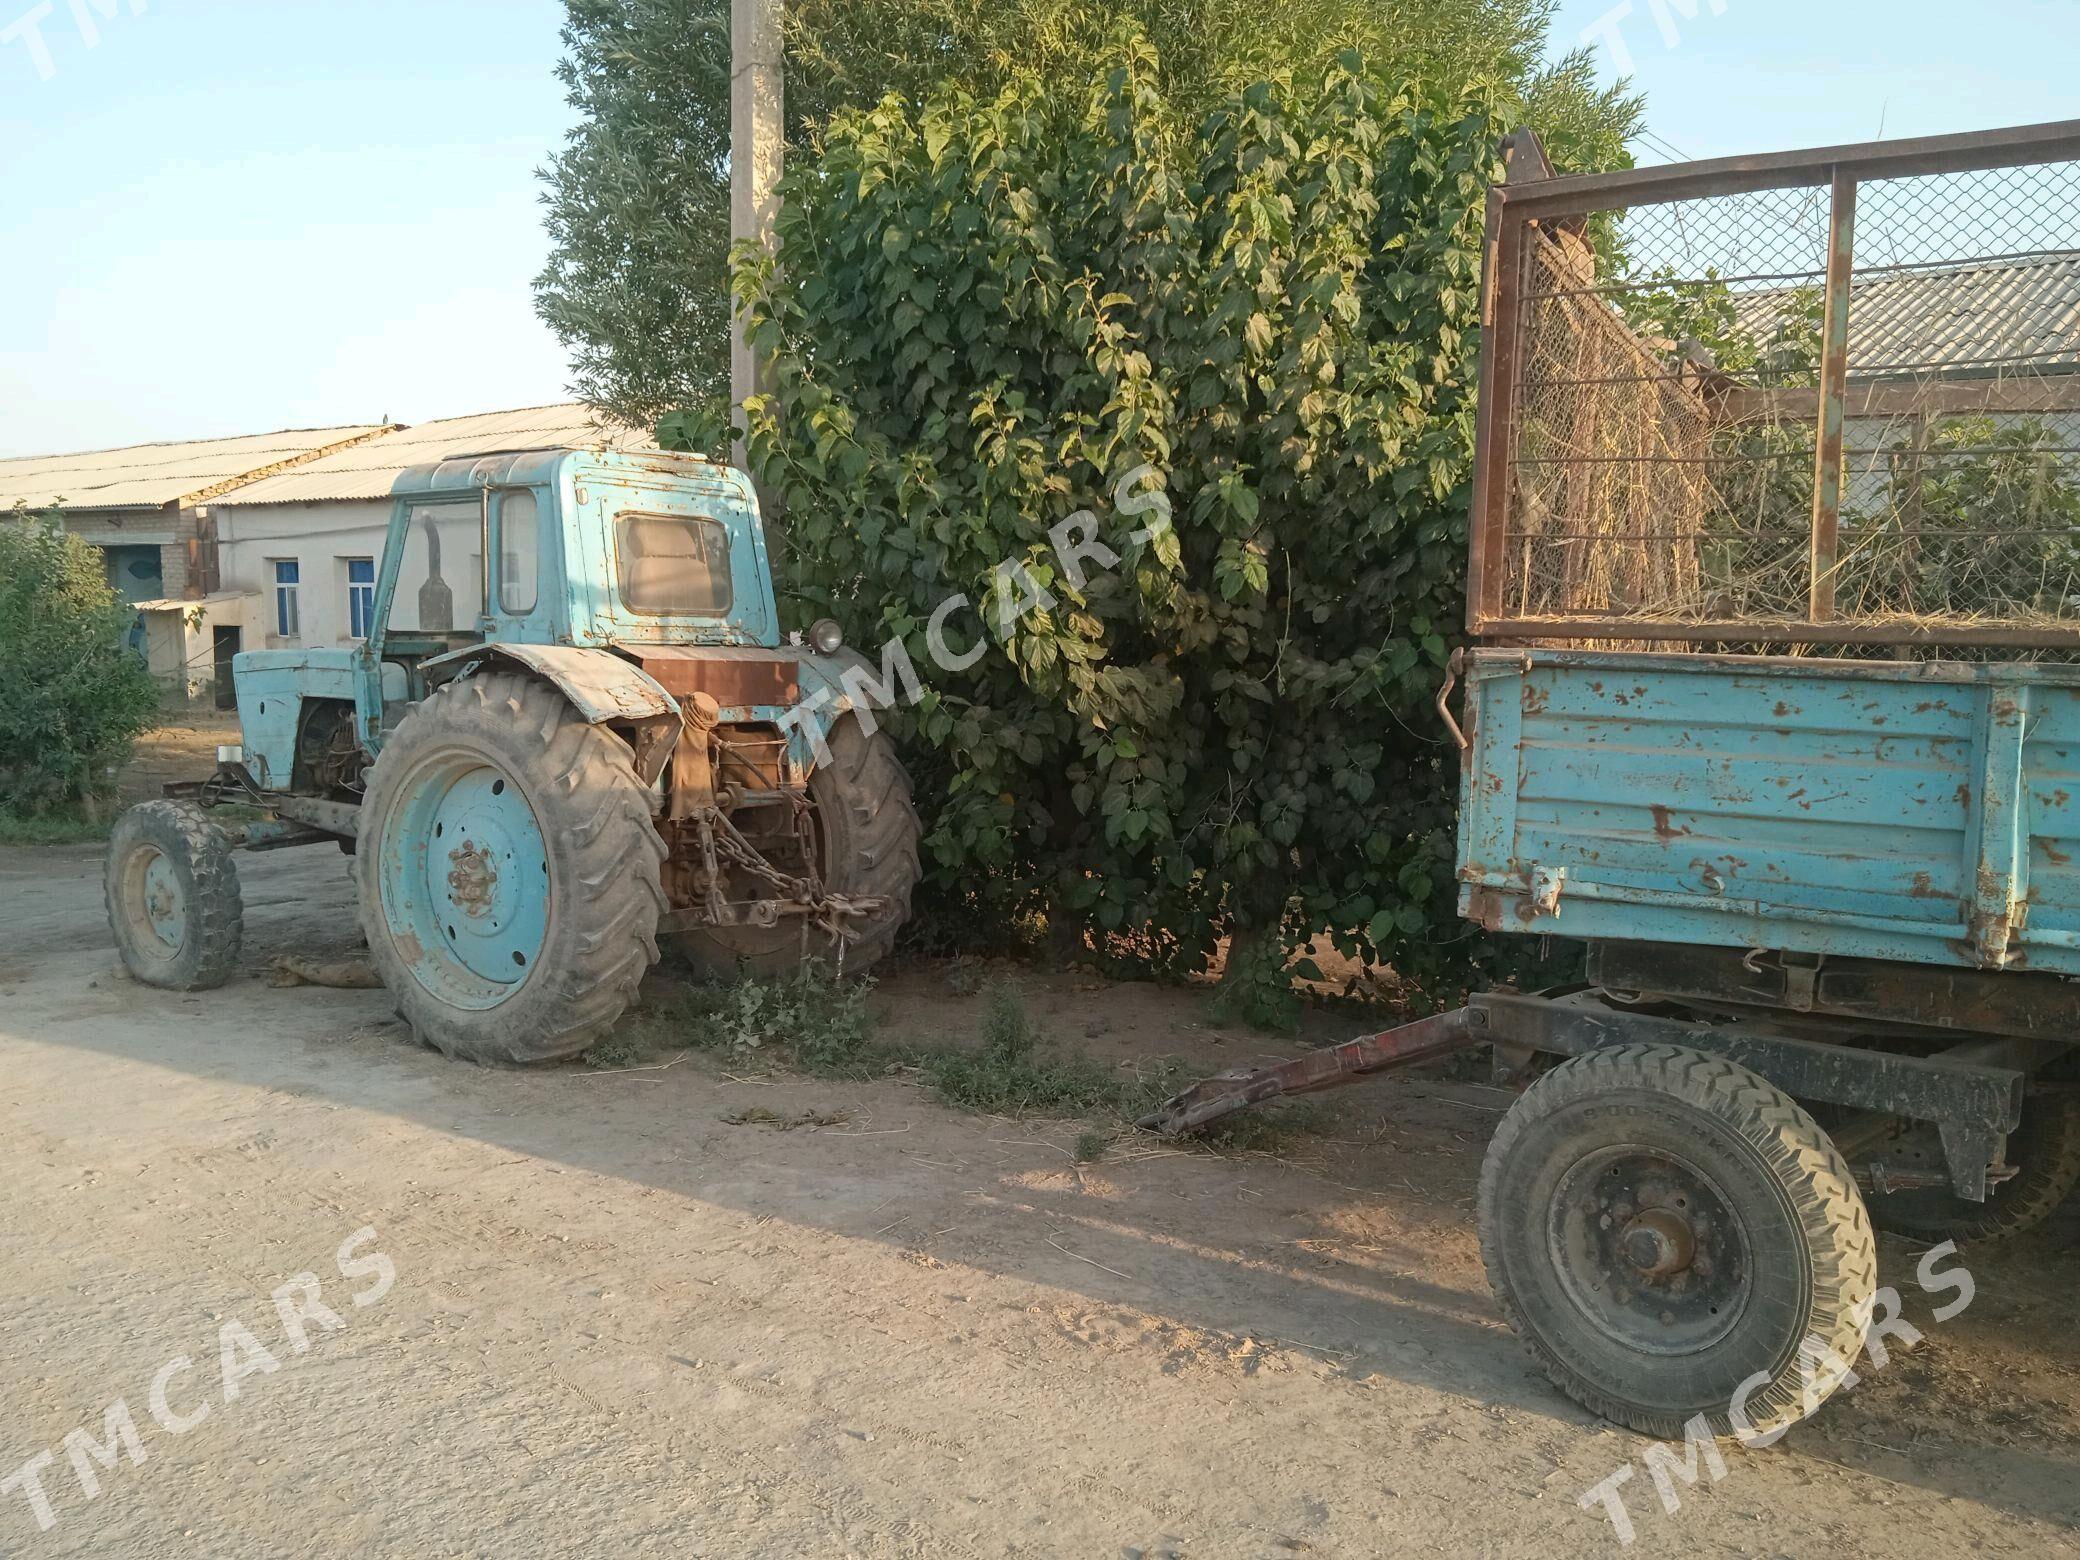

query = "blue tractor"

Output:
[[104, 446, 920, 1062]]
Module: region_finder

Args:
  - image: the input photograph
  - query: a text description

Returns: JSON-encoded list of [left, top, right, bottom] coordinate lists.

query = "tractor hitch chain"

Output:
[[665, 806, 893, 956]]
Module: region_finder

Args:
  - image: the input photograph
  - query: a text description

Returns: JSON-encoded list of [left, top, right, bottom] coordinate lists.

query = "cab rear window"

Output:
[[616, 513, 733, 615]]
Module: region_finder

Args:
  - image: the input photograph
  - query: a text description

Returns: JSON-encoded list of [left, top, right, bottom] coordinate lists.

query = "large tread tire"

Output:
[[357, 672, 666, 1064], [105, 800, 243, 990], [1479, 1043, 1876, 1442], [1866, 1092, 2080, 1245], [678, 714, 920, 980]]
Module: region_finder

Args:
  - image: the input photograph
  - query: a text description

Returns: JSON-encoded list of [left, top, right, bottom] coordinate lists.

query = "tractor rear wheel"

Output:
[[679, 715, 920, 979], [356, 672, 666, 1064], [105, 800, 243, 990]]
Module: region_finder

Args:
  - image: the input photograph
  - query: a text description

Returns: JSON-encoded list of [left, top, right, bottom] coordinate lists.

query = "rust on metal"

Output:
[[1137, 1008, 1484, 1135], [446, 842, 498, 917], [667, 692, 722, 821], [1498, 118, 2080, 218], [1807, 171, 1857, 623], [1468, 116, 2080, 650], [635, 646, 802, 710]]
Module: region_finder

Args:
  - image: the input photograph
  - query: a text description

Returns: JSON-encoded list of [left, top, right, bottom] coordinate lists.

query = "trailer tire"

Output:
[[357, 672, 666, 1064], [678, 715, 919, 979], [105, 800, 244, 991], [1865, 1092, 2080, 1245], [1479, 1043, 1876, 1441]]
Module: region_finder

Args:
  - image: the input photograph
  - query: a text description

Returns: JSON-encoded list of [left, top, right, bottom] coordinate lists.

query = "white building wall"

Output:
[[214, 500, 485, 650]]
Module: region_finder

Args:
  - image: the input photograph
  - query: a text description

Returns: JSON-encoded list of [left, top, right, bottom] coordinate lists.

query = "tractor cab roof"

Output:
[[389, 445, 735, 502]]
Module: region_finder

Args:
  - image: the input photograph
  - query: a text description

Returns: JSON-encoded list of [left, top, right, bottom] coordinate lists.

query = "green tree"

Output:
[[728, 37, 1516, 993], [0, 507, 160, 812], [536, 0, 1640, 426]]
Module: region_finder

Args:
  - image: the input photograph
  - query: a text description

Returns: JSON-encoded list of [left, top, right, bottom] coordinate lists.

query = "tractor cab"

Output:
[[230, 447, 795, 790], [375, 445, 778, 660]]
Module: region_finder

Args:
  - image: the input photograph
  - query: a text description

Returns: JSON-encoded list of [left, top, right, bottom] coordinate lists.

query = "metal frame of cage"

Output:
[[1468, 118, 2080, 649]]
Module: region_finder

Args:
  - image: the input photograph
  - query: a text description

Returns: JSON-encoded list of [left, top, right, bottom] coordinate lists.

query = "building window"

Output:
[[272, 560, 301, 638], [346, 557, 376, 639]]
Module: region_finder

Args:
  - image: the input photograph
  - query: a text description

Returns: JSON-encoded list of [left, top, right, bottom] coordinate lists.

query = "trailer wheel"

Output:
[[1865, 1093, 2080, 1244], [1479, 1043, 1876, 1441], [357, 672, 666, 1064], [678, 715, 920, 979], [105, 800, 244, 990]]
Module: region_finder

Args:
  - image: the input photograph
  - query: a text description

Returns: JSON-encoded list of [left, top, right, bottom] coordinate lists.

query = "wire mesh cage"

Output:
[[1469, 122, 2080, 649]]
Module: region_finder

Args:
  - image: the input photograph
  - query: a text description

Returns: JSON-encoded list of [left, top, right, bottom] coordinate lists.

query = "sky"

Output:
[[0, 0, 577, 457], [1548, 0, 2075, 163], [1, 0, 2074, 459]]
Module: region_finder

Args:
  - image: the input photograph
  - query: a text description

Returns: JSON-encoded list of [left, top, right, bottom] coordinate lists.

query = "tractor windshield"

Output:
[[615, 512, 733, 616], [388, 501, 484, 633]]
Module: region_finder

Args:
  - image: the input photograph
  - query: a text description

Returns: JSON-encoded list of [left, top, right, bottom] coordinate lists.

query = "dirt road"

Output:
[[1, 842, 2075, 1557]]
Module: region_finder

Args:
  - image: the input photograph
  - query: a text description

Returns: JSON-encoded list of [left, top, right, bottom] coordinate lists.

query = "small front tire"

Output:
[[105, 800, 244, 990]]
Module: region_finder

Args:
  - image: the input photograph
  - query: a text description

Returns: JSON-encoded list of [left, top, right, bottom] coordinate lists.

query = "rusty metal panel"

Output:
[[1454, 647, 2080, 975], [633, 645, 801, 711]]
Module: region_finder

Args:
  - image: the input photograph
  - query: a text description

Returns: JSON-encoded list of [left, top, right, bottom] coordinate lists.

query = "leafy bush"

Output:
[[1209, 934, 1309, 1035], [537, 0, 1638, 429], [1846, 416, 2080, 622], [0, 507, 159, 813], [730, 37, 1512, 998]]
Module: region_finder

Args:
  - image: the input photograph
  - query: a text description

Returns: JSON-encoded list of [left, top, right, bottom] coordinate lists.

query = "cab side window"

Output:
[[496, 490, 542, 617]]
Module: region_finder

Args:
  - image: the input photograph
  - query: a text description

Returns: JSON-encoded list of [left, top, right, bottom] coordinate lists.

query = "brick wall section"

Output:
[[159, 541, 188, 599]]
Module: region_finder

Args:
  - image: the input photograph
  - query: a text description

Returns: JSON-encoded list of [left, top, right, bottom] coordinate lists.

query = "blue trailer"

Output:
[[1455, 648, 2080, 976], [1147, 118, 2080, 1442]]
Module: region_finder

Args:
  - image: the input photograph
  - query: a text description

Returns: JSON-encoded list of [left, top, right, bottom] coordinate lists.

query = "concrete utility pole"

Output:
[[730, 0, 784, 474]]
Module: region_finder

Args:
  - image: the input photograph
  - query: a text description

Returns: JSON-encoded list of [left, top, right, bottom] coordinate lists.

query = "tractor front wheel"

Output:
[[105, 800, 243, 990], [357, 672, 666, 1064]]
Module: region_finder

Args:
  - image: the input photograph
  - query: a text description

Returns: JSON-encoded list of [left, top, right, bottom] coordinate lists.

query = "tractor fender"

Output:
[[787, 647, 900, 770], [423, 644, 682, 783]]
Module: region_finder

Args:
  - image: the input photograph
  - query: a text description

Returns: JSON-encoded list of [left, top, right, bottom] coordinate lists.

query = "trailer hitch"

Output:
[[1137, 1007, 1486, 1136]]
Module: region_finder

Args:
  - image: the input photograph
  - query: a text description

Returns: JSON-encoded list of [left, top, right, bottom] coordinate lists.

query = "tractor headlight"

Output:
[[809, 618, 844, 655]]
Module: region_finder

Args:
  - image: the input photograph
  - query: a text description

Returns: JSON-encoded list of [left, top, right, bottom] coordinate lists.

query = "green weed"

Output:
[[0, 806, 109, 846], [638, 966, 874, 1073], [581, 1034, 646, 1070]]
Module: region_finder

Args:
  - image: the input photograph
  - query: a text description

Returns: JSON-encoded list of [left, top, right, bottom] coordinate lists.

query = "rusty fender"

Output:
[[427, 643, 683, 783]]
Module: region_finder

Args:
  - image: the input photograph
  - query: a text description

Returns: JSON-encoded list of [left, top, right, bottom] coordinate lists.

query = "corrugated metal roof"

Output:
[[215, 403, 654, 505], [1734, 253, 2080, 379], [0, 424, 394, 513]]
